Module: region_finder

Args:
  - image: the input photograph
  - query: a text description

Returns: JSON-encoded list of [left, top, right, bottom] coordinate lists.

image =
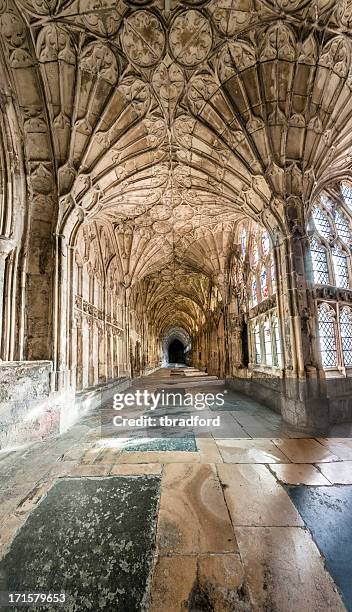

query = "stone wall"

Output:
[[0, 361, 58, 448], [0, 361, 131, 449], [226, 373, 331, 434]]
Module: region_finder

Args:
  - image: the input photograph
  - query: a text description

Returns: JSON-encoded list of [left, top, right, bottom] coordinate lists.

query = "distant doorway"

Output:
[[168, 339, 185, 364]]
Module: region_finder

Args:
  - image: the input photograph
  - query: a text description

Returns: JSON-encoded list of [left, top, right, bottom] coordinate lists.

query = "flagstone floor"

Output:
[[1, 368, 352, 611]]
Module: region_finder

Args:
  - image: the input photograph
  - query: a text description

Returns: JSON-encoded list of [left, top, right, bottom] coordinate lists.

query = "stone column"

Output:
[[276, 206, 328, 433]]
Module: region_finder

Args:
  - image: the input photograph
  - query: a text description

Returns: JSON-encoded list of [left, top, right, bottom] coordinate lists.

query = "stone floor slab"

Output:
[[317, 438, 352, 460], [109, 463, 162, 476], [117, 451, 200, 464], [157, 463, 237, 554], [315, 461, 352, 485], [235, 526, 345, 612], [150, 553, 251, 612], [287, 485, 352, 611], [273, 438, 340, 463], [269, 463, 331, 485], [196, 438, 223, 463], [217, 464, 304, 526], [216, 438, 289, 463], [0, 476, 161, 611]]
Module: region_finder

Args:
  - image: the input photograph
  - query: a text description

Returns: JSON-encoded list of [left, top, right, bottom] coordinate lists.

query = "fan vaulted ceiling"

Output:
[[1, 0, 352, 334]]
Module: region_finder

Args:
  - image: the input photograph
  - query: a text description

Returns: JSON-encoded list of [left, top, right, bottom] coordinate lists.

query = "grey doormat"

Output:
[[0, 476, 161, 611]]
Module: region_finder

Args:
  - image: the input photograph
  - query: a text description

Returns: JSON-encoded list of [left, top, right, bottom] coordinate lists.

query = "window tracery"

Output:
[[237, 221, 281, 372], [309, 186, 352, 289], [249, 310, 283, 370], [242, 222, 276, 307], [310, 183, 352, 374]]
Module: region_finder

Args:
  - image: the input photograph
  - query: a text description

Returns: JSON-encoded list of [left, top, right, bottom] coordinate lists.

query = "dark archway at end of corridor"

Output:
[[168, 339, 186, 364]]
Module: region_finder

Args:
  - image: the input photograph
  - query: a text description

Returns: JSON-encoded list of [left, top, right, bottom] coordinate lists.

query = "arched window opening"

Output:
[[308, 186, 352, 291], [239, 221, 280, 373], [318, 305, 337, 368], [246, 223, 276, 307]]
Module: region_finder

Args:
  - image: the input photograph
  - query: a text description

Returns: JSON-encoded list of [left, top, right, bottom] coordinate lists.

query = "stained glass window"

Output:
[[264, 320, 272, 366], [260, 267, 268, 299], [335, 211, 350, 244], [262, 231, 270, 256], [318, 305, 337, 368], [312, 206, 333, 239], [332, 246, 349, 289], [310, 238, 329, 285], [340, 307, 352, 367], [254, 324, 261, 364], [341, 182, 352, 210]]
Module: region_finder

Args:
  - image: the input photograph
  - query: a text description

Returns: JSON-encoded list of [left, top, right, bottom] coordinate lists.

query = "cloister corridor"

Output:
[[2, 0, 352, 609]]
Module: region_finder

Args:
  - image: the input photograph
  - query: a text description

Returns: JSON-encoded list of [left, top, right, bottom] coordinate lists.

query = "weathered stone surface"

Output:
[[316, 461, 352, 485], [273, 438, 341, 463], [269, 463, 331, 485], [0, 361, 59, 449], [150, 554, 251, 612], [235, 526, 345, 612], [157, 463, 237, 554], [217, 463, 304, 526], [287, 485, 352, 610], [0, 476, 161, 611], [216, 438, 290, 463]]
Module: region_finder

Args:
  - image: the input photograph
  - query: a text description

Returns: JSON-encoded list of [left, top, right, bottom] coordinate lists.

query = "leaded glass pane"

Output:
[[254, 324, 261, 364], [264, 320, 272, 366], [340, 307, 352, 367], [318, 305, 337, 368], [341, 182, 352, 210], [310, 239, 329, 284], [332, 246, 349, 289], [312, 206, 333, 239], [334, 210, 351, 245], [273, 318, 282, 367]]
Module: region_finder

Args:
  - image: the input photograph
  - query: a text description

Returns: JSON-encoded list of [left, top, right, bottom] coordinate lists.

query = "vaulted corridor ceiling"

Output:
[[2, 0, 352, 346]]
